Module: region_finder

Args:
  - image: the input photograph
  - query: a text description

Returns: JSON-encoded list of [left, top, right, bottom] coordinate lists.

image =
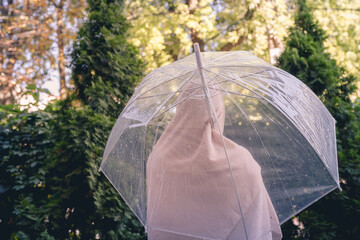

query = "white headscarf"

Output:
[[146, 78, 282, 240]]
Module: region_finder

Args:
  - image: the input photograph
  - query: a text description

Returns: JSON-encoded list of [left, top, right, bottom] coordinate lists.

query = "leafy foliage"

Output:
[[71, 0, 144, 118], [0, 0, 86, 102], [308, 0, 360, 84], [1, 0, 146, 239], [2, 0, 358, 105], [1, 0, 359, 238], [44, 100, 145, 239], [125, 0, 293, 71], [0, 103, 146, 239], [69, 0, 146, 235], [0, 108, 55, 239], [277, 0, 360, 239]]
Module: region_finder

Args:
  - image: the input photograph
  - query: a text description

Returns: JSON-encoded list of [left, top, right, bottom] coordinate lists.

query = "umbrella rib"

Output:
[[147, 155, 167, 224], [127, 70, 197, 107], [206, 64, 272, 69], [279, 185, 337, 225], [209, 67, 273, 80], [155, 67, 192, 80], [209, 75, 295, 210], [206, 86, 262, 99], [269, 71, 341, 189], [135, 86, 204, 100], [150, 110, 170, 151], [145, 71, 200, 124], [200, 71, 249, 240], [208, 93, 249, 240], [140, 67, 195, 87], [224, 68, 338, 186], [204, 69, 271, 102], [203, 68, 225, 86], [195, 44, 216, 129], [203, 51, 239, 66], [148, 226, 218, 240], [215, 73, 305, 140], [139, 127, 147, 223], [100, 168, 146, 227], [204, 68, 276, 98], [185, 81, 202, 87], [151, 87, 204, 120], [212, 70, 340, 210]]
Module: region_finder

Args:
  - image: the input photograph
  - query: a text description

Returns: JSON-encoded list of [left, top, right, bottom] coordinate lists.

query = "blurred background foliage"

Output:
[[277, 0, 360, 239], [0, 0, 359, 239]]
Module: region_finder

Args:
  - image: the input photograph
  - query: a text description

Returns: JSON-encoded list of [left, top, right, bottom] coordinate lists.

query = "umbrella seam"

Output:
[[100, 167, 146, 227], [199, 70, 249, 240], [270, 70, 340, 188], [145, 71, 199, 125], [126, 69, 197, 107], [207, 71, 295, 211], [208, 69, 340, 216]]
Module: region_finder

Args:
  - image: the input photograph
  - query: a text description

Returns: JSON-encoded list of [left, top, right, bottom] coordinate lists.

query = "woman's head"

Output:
[[172, 78, 225, 135]]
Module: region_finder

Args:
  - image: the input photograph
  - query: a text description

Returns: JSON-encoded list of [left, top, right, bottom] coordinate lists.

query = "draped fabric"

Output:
[[101, 51, 339, 240], [146, 79, 282, 240]]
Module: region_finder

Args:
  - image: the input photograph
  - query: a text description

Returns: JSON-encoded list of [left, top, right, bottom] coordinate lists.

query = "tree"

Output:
[[45, 101, 145, 239], [309, 0, 360, 88], [0, 104, 146, 240], [125, 0, 293, 72], [39, 0, 145, 237], [1, 0, 146, 238], [0, 0, 86, 103], [0, 108, 56, 239], [277, 0, 360, 239], [0, 0, 42, 104], [71, 0, 144, 118], [54, 0, 145, 238]]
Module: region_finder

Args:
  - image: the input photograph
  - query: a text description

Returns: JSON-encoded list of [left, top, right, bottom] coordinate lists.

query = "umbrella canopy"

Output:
[[99, 43, 340, 240]]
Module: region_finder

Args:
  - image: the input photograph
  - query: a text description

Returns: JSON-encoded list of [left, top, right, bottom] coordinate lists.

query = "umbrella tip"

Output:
[[194, 42, 199, 49], [194, 42, 201, 53], [194, 43, 203, 68]]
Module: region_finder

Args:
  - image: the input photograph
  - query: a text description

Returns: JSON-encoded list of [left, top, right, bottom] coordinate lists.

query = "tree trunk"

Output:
[[0, 0, 17, 104], [187, 0, 205, 51], [219, 7, 256, 51], [56, 1, 67, 99]]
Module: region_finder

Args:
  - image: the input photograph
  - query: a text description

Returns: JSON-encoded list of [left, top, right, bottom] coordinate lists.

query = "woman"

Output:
[[146, 78, 282, 240]]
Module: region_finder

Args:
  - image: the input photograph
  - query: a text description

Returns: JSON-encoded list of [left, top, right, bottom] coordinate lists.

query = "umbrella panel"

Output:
[[100, 51, 340, 239], [145, 83, 252, 239], [205, 67, 338, 183], [101, 121, 147, 226], [220, 93, 338, 223], [201, 70, 338, 222]]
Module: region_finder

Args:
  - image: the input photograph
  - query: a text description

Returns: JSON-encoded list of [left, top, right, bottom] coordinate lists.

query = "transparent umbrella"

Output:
[[99, 43, 341, 240]]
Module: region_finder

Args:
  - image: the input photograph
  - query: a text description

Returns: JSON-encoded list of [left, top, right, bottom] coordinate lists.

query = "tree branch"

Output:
[[217, 7, 256, 51]]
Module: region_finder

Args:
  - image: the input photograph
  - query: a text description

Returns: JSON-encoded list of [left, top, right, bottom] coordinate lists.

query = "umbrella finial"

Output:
[[194, 42, 204, 69]]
